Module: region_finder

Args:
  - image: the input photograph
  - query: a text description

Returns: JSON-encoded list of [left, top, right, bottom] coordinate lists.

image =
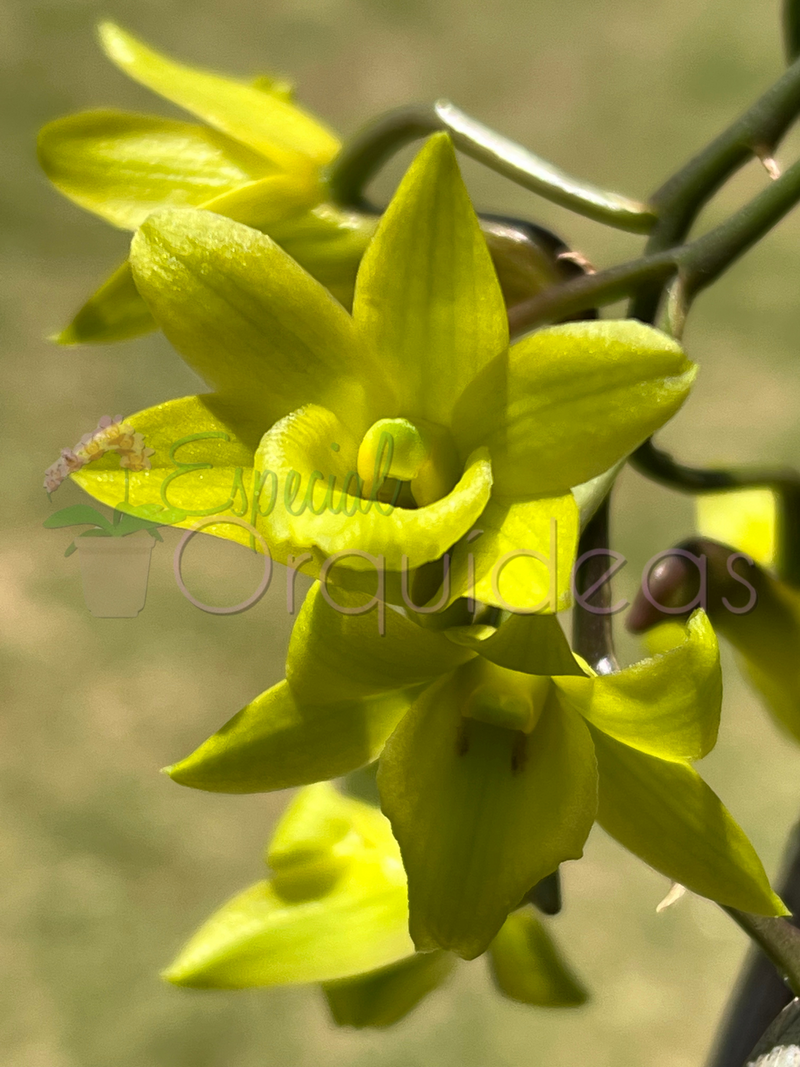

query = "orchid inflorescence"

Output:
[[39, 18, 800, 1040]]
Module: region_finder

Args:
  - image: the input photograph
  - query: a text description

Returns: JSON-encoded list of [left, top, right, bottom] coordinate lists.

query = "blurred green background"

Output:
[[5, 0, 800, 1063]]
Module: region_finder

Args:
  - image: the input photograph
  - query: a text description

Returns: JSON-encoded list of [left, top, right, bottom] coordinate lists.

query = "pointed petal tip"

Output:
[[160, 961, 200, 987], [47, 328, 78, 346], [770, 893, 792, 918], [96, 20, 130, 59], [416, 130, 457, 173]]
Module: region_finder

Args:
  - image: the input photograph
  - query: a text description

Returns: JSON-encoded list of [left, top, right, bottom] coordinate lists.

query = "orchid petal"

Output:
[[323, 951, 455, 1029], [167, 680, 417, 793], [446, 612, 584, 677], [378, 672, 597, 958], [489, 909, 587, 1007], [38, 110, 274, 230], [164, 785, 413, 987], [99, 22, 340, 170], [452, 320, 696, 497], [353, 134, 508, 428], [555, 610, 721, 761], [287, 583, 473, 704], [130, 209, 380, 425], [590, 726, 787, 916], [445, 493, 578, 613]]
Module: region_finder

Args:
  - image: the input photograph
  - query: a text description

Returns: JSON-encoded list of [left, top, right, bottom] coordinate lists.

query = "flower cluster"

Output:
[[44, 414, 154, 494], [41, 24, 789, 1030]]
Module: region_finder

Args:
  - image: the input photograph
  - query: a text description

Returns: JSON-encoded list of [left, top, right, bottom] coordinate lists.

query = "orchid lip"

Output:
[[356, 416, 461, 508]]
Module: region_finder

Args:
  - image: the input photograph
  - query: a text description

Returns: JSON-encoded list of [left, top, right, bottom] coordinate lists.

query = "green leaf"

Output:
[[98, 22, 340, 170], [43, 505, 113, 533], [446, 612, 585, 677], [378, 670, 597, 958], [38, 110, 274, 230], [255, 403, 493, 573], [288, 582, 473, 704], [555, 610, 721, 761], [353, 134, 509, 430], [130, 209, 382, 425], [164, 785, 414, 987], [56, 260, 155, 345], [166, 679, 418, 793], [445, 493, 578, 613], [323, 951, 455, 1029], [590, 725, 787, 916], [111, 512, 166, 537], [489, 909, 588, 1007], [452, 320, 697, 497]]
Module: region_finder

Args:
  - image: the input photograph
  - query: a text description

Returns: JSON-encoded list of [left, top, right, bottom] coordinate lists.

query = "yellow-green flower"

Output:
[[73, 134, 695, 610], [38, 24, 574, 346], [164, 782, 587, 1025], [38, 21, 374, 343], [166, 581, 785, 959]]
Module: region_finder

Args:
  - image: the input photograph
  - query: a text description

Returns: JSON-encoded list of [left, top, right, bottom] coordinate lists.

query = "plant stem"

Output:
[[328, 101, 656, 232], [678, 153, 800, 298], [706, 824, 800, 1067], [571, 495, 618, 675], [508, 253, 676, 336], [631, 50, 800, 322], [721, 909, 800, 998], [510, 154, 800, 335], [785, 0, 800, 63], [327, 105, 440, 206]]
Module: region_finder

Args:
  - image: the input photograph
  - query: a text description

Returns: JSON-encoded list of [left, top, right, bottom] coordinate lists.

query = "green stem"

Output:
[[677, 154, 800, 297], [707, 823, 800, 1067], [631, 50, 800, 321], [328, 101, 656, 233], [571, 496, 619, 675], [785, 0, 800, 63], [510, 154, 800, 334], [723, 909, 800, 998], [508, 253, 675, 336], [327, 105, 441, 206]]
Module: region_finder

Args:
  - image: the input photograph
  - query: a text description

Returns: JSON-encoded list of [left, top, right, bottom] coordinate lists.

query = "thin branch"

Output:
[[721, 910, 800, 998], [571, 496, 618, 675], [434, 102, 656, 233], [706, 824, 800, 1067], [508, 253, 675, 337], [328, 101, 656, 232], [631, 441, 800, 587], [677, 153, 800, 298], [632, 49, 800, 321], [510, 155, 800, 335]]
